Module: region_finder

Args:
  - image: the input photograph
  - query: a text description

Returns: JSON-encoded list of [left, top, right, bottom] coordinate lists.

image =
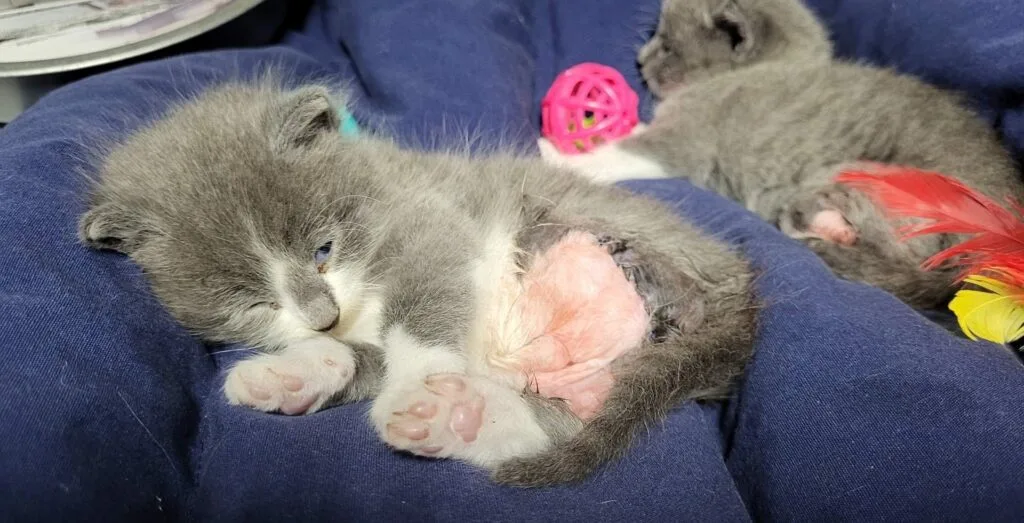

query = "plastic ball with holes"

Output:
[[541, 63, 640, 155]]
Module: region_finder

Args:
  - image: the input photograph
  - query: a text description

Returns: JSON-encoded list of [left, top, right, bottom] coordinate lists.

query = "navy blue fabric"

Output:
[[1, 1, 1022, 521]]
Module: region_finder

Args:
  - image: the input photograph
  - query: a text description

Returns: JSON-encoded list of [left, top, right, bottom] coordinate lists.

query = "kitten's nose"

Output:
[[288, 275, 341, 332], [302, 294, 340, 332], [638, 39, 657, 63], [316, 314, 340, 332]]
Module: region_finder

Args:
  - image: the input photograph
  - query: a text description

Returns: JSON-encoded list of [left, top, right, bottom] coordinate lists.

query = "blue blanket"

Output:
[[1, 1, 1022, 521]]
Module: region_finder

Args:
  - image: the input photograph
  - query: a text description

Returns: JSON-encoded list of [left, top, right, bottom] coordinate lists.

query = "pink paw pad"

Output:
[[384, 374, 486, 457], [279, 395, 316, 416], [808, 209, 857, 246], [388, 421, 430, 441], [425, 374, 484, 443], [276, 372, 305, 392], [244, 381, 273, 401]]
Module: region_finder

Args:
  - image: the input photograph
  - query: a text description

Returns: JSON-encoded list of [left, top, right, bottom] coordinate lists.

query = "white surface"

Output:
[[0, 0, 263, 76], [0, 1, 233, 63]]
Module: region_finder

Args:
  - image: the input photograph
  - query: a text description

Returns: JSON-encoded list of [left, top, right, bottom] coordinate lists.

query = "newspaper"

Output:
[[0, 0, 234, 63]]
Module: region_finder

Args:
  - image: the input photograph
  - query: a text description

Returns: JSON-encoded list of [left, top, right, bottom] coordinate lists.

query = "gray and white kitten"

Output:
[[542, 0, 1023, 309], [79, 80, 757, 486]]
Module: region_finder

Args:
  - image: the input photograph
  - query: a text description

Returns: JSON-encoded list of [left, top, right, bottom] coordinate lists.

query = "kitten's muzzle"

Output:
[[289, 275, 341, 332], [317, 314, 340, 332], [638, 56, 671, 98], [300, 294, 340, 332]]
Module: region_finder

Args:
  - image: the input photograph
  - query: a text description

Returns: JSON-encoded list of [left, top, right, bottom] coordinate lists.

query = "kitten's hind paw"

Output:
[[383, 374, 486, 458], [223, 338, 356, 415], [781, 187, 859, 246], [807, 209, 857, 246], [373, 373, 553, 467]]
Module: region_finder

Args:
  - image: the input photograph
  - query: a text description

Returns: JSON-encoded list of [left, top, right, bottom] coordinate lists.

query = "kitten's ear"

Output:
[[272, 87, 340, 151], [709, 0, 765, 60], [79, 202, 149, 254]]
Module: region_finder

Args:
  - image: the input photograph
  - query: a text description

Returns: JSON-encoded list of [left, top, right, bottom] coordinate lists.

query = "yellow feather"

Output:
[[948, 275, 1024, 344]]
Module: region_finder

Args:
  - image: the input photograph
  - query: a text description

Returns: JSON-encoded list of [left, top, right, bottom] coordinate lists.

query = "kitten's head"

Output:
[[80, 82, 389, 348], [638, 0, 832, 96]]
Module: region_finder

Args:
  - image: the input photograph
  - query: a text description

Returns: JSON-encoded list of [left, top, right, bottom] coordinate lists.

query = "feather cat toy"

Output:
[[836, 166, 1024, 348]]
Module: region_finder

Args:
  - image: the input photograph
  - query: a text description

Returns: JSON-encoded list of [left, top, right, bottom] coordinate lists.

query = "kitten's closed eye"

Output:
[[658, 36, 673, 54], [249, 301, 281, 311]]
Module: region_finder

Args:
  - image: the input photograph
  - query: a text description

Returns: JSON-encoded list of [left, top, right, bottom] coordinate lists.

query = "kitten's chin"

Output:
[[639, 72, 660, 97], [640, 72, 681, 100], [329, 304, 362, 338], [328, 293, 384, 346], [322, 268, 385, 345], [653, 80, 686, 99]]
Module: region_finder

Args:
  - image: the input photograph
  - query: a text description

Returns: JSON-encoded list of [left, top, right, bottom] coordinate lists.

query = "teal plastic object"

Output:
[[339, 108, 359, 137]]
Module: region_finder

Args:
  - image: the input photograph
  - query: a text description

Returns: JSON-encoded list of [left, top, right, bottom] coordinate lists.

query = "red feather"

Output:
[[834, 165, 1024, 285], [976, 256, 1024, 289]]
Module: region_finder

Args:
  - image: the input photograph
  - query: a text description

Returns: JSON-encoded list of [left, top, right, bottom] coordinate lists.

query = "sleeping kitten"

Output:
[[541, 0, 1024, 309], [79, 79, 757, 486]]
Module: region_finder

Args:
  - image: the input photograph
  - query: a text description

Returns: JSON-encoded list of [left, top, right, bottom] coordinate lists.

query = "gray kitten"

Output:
[[543, 0, 1023, 309], [79, 79, 757, 486]]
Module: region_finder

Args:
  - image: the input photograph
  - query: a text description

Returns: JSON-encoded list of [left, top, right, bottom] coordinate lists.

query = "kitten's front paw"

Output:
[[537, 125, 648, 165], [382, 374, 485, 458], [223, 338, 356, 415], [537, 137, 571, 166]]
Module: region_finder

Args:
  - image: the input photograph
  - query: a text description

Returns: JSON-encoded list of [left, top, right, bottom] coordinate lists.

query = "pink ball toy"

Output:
[[541, 63, 640, 155]]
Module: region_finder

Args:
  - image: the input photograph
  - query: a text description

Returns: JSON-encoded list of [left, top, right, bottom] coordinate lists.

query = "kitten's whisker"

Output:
[[309, 194, 384, 221], [530, 194, 558, 208], [525, 221, 573, 230], [208, 347, 257, 357]]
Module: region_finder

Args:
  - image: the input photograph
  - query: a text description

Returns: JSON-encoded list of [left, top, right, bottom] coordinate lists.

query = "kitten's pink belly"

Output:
[[500, 231, 649, 419]]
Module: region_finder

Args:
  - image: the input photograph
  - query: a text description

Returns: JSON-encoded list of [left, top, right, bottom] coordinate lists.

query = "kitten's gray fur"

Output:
[[622, 0, 1023, 309], [79, 79, 757, 486]]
